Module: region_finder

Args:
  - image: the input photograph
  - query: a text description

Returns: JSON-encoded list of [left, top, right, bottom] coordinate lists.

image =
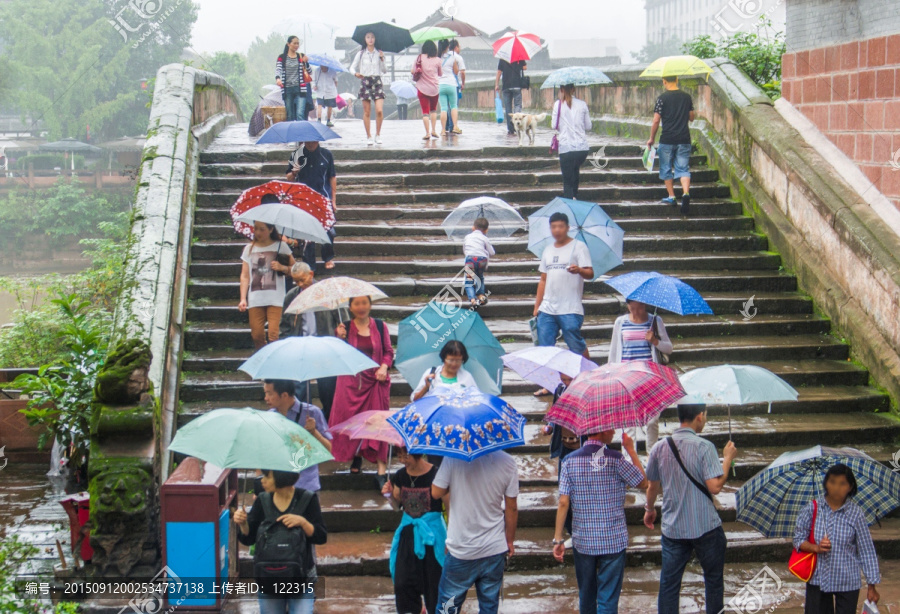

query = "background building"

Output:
[[645, 0, 785, 44]]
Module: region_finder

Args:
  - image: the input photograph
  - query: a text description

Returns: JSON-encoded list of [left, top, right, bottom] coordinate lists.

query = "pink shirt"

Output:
[[414, 55, 443, 97]]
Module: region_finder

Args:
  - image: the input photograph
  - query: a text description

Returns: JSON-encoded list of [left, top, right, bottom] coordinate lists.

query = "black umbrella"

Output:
[[351, 22, 414, 54]]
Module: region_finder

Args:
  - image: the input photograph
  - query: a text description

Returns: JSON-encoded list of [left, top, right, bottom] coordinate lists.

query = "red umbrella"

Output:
[[492, 31, 542, 63], [230, 180, 333, 239], [545, 361, 686, 436]]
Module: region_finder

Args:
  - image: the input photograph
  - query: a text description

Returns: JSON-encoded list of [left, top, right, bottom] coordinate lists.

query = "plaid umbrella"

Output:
[[230, 180, 333, 239], [736, 446, 900, 538], [545, 361, 686, 435]]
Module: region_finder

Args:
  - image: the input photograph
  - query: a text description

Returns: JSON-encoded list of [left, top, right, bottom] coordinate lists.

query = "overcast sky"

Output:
[[192, 0, 647, 61]]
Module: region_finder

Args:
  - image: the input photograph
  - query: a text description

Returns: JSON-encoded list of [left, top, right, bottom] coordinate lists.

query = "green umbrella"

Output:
[[411, 26, 456, 44]]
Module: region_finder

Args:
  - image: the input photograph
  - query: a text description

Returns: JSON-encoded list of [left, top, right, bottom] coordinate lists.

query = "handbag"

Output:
[[412, 55, 424, 82], [650, 315, 671, 365], [788, 500, 818, 582], [521, 75, 530, 89], [550, 101, 561, 153]]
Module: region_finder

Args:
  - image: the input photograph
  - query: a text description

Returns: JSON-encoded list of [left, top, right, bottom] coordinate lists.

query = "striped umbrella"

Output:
[[492, 31, 542, 63], [545, 361, 686, 435], [736, 446, 900, 538], [230, 180, 333, 239]]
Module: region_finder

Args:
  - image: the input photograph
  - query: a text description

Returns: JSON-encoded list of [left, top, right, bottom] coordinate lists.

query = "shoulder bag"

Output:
[[550, 101, 561, 154], [665, 437, 713, 502], [788, 500, 818, 582], [412, 55, 424, 82], [651, 315, 671, 365]]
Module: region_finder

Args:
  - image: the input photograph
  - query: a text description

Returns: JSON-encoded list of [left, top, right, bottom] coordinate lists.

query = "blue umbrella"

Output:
[[387, 388, 526, 461], [605, 271, 713, 315], [305, 53, 347, 73], [736, 446, 900, 538], [238, 336, 377, 381], [396, 301, 505, 395], [527, 197, 625, 280], [541, 66, 613, 89], [389, 80, 418, 100], [256, 120, 341, 144]]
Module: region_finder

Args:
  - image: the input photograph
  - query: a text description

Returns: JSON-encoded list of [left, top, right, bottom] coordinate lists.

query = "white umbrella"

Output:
[[441, 196, 526, 240], [502, 346, 598, 392], [235, 203, 330, 243], [285, 276, 388, 315]]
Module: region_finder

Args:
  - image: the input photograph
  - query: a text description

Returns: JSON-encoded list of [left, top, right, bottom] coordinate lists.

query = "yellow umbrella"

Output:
[[640, 55, 714, 80]]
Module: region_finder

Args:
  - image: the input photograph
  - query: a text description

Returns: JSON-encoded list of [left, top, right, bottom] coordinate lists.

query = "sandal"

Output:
[[431, 133, 440, 139], [452, 128, 462, 135], [325, 260, 335, 270], [441, 130, 448, 136], [422, 135, 431, 141], [350, 456, 362, 474]]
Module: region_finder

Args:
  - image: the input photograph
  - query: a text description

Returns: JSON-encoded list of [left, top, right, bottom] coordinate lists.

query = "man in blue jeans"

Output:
[[432, 450, 519, 614], [532, 211, 594, 394], [647, 76, 695, 215], [553, 430, 647, 613], [644, 403, 738, 614]]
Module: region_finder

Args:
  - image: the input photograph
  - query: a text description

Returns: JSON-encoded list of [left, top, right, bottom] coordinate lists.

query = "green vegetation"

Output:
[[15, 154, 86, 171], [0, 535, 81, 613]]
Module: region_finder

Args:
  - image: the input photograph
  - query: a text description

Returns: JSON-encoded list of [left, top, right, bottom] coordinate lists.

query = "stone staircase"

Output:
[[181, 122, 899, 610]]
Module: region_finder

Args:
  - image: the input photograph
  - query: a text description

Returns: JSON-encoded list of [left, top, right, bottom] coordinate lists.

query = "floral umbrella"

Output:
[[230, 180, 333, 239]]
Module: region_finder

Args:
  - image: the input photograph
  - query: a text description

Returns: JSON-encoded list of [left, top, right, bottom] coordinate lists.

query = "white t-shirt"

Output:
[[438, 52, 465, 87], [410, 365, 478, 401], [538, 239, 592, 316], [241, 241, 290, 309], [433, 452, 519, 560], [463, 230, 495, 259], [313, 67, 339, 99]]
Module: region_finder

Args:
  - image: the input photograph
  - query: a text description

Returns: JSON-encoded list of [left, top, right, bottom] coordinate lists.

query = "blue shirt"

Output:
[[792, 497, 880, 592], [268, 399, 332, 492], [646, 427, 723, 539], [559, 441, 645, 555]]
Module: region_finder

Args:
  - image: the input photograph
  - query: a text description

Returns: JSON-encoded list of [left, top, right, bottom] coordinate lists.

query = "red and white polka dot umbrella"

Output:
[[492, 30, 542, 63]]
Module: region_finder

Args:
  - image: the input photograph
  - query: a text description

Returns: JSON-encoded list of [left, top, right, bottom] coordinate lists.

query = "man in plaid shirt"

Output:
[[552, 429, 647, 613]]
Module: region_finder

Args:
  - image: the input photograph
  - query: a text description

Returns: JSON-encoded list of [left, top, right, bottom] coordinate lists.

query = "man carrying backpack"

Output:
[[233, 469, 327, 614]]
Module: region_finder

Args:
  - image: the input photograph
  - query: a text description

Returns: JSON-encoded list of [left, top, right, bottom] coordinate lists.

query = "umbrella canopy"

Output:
[[546, 361, 686, 435], [680, 365, 798, 410], [541, 66, 613, 89], [352, 22, 415, 54], [604, 271, 713, 315], [527, 197, 625, 280], [492, 31, 542, 63], [239, 336, 378, 382], [234, 203, 330, 243], [396, 301, 505, 396], [434, 19, 485, 38], [736, 446, 900, 538], [257, 120, 341, 144], [306, 53, 347, 73], [640, 55, 713, 80], [441, 196, 526, 240], [501, 346, 598, 393], [388, 388, 526, 461], [285, 276, 388, 315], [338, 92, 357, 102], [249, 89, 285, 137], [389, 80, 418, 99], [330, 410, 405, 447], [230, 180, 333, 240], [411, 26, 457, 44], [169, 407, 333, 472], [39, 138, 102, 155]]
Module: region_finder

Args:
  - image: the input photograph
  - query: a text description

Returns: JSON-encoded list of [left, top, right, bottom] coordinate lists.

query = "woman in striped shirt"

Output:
[[608, 300, 673, 450], [276, 36, 312, 122]]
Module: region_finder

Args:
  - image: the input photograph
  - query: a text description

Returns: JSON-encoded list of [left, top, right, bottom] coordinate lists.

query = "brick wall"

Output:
[[782, 32, 900, 211], [785, 0, 900, 52]]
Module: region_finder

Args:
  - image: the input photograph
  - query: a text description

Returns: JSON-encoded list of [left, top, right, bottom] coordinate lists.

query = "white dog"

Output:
[[510, 112, 547, 146]]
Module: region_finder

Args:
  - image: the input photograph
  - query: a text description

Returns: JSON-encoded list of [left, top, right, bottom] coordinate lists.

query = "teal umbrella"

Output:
[[170, 408, 334, 472], [239, 336, 378, 381], [396, 301, 505, 395]]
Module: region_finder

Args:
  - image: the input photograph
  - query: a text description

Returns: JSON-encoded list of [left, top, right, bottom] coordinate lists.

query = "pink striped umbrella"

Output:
[[545, 361, 686, 435], [492, 31, 542, 63], [330, 410, 405, 447]]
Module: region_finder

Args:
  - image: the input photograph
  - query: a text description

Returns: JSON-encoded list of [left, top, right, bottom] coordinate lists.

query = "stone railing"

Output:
[[87, 64, 241, 577], [462, 60, 900, 407]]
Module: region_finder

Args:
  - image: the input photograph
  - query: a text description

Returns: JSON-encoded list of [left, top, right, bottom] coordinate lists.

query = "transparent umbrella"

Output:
[[441, 196, 526, 240]]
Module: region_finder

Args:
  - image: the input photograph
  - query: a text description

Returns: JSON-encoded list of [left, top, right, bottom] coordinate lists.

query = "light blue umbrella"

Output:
[[387, 388, 526, 461], [541, 66, 613, 89], [680, 365, 798, 412], [605, 271, 713, 315], [527, 197, 625, 280], [736, 446, 900, 537], [306, 53, 347, 73], [256, 120, 341, 144], [239, 336, 377, 381], [396, 301, 505, 395], [389, 80, 418, 100]]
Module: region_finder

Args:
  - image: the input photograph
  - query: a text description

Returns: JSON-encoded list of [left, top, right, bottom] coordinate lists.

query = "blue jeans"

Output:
[[658, 526, 726, 614], [536, 312, 587, 354], [573, 548, 627, 614], [258, 586, 314, 614], [502, 88, 522, 133], [656, 143, 691, 181], [464, 256, 488, 301], [437, 551, 506, 614], [284, 86, 308, 123]]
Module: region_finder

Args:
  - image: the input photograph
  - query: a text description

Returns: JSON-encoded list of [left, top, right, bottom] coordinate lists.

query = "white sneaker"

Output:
[[564, 538, 573, 549], [366, 137, 374, 146], [374, 135, 383, 144]]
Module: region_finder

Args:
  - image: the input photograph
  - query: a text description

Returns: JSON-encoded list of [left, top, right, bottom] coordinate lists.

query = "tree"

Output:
[[0, 0, 199, 140], [631, 37, 685, 63], [199, 51, 257, 118]]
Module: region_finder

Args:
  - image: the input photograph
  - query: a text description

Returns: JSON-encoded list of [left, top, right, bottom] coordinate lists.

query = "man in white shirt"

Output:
[[533, 212, 594, 369], [432, 451, 519, 614]]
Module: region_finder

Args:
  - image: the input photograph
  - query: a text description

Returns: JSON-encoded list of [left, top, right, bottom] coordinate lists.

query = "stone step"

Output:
[[196, 168, 723, 192], [197, 153, 709, 176], [195, 182, 733, 206]]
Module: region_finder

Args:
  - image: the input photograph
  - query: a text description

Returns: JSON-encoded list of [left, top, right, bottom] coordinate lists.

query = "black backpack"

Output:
[[253, 490, 315, 581]]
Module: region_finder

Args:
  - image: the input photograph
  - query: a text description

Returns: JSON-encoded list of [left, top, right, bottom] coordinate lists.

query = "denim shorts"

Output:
[[657, 143, 691, 181]]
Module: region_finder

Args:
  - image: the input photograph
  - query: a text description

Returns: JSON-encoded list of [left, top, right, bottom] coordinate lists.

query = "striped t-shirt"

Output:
[[620, 318, 653, 361]]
